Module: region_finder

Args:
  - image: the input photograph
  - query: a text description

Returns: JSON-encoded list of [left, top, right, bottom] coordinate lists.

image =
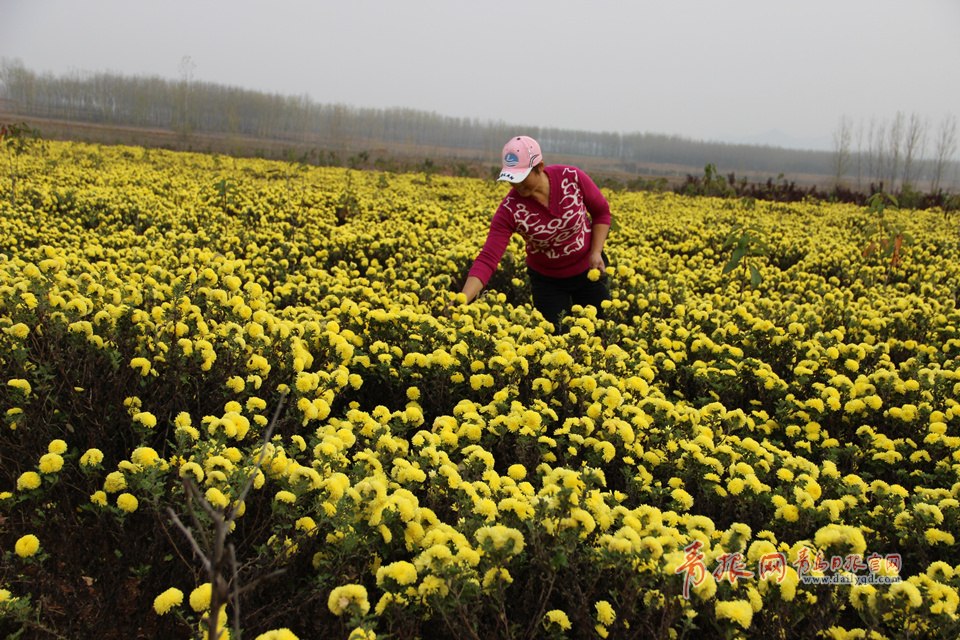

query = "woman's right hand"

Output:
[[589, 251, 606, 272], [460, 276, 484, 304]]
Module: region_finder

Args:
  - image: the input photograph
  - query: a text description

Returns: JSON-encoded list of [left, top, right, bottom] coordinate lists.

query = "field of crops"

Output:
[[1, 141, 959, 640]]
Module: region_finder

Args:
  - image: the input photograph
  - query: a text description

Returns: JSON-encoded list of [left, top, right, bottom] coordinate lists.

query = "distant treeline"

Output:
[[1, 57, 956, 191]]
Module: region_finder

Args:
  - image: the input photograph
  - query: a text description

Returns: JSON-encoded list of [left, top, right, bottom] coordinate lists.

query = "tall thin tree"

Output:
[[831, 114, 854, 186], [931, 113, 957, 193], [901, 112, 927, 189]]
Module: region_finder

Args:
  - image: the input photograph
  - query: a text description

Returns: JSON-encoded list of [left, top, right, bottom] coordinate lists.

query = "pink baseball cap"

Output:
[[497, 135, 543, 183]]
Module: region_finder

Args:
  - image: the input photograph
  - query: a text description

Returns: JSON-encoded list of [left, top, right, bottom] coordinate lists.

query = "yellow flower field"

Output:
[[1, 141, 959, 639]]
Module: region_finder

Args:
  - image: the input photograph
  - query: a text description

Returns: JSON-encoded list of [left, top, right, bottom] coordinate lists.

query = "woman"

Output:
[[460, 135, 612, 329]]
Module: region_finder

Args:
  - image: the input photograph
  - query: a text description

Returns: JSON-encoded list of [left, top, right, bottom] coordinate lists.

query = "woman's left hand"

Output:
[[589, 251, 606, 272]]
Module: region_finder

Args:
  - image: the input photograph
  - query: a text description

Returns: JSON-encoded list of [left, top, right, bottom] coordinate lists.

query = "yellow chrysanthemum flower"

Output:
[[17, 471, 41, 491], [507, 464, 527, 480], [3, 323, 29, 339], [7, 379, 32, 395], [887, 581, 923, 610], [116, 493, 139, 513], [715, 599, 753, 629], [189, 583, 212, 612], [544, 610, 572, 630], [275, 490, 296, 504], [80, 448, 104, 467], [376, 561, 418, 587], [595, 600, 616, 626], [153, 587, 184, 615], [15, 534, 40, 558], [328, 584, 370, 616], [38, 453, 64, 474], [47, 439, 68, 455], [130, 357, 152, 376], [475, 525, 525, 555], [255, 630, 300, 640], [205, 488, 230, 509]]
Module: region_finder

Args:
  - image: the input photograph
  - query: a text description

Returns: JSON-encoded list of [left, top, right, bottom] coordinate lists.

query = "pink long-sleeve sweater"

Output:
[[468, 165, 612, 285]]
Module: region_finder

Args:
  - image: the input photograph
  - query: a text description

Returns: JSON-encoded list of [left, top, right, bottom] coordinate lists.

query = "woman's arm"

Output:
[[460, 276, 485, 303], [576, 167, 612, 228], [576, 167, 612, 272], [589, 223, 610, 271], [461, 201, 516, 302]]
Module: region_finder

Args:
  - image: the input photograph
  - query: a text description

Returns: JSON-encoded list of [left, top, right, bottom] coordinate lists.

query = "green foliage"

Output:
[[861, 192, 914, 271], [897, 184, 923, 210], [212, 175, 239, 214], [722, 223, 769, 290], [348, 151, 370, 170], [453, 162, 475, 178], [416, 158, 438, 183], [336, 171, 361, 226], [680, 163, 737, 199], [0, 122, 43, 159], [626, 176, 669, 193]]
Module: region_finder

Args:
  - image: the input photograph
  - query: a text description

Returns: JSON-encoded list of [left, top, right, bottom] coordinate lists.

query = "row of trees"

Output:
[[832, 111, 958, 192], [2, 57, 957, 189]]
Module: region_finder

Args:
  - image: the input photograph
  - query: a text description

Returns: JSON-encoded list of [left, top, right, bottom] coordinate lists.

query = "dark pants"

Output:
[[528, 259, 610, 330]]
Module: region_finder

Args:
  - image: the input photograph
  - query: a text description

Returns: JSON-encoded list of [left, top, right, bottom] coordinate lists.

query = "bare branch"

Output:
[[166, 505, 213, 573], [229, 543, 242, 638], [183, 477, 214, 552], [164, 388, 290, 640]]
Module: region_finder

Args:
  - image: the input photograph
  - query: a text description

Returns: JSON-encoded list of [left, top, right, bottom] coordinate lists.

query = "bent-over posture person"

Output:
[[461, 135, 612, 330]]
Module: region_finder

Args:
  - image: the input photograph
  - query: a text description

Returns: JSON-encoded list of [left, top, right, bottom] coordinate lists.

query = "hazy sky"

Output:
[[2, 0, 958, 149]]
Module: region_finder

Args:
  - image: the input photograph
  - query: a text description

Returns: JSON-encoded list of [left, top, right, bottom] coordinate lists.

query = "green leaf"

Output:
[[750, 264, 762, 287], [722, 254, 743, 275], [723, 232, 744, 247]]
